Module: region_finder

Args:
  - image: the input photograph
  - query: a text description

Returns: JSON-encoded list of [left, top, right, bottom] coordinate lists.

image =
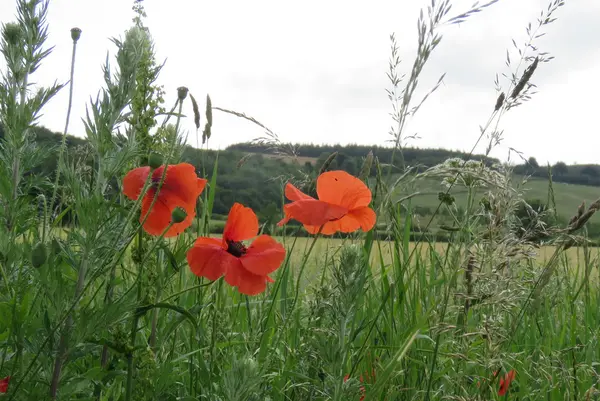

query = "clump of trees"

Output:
[[514, 156, 600, 186]]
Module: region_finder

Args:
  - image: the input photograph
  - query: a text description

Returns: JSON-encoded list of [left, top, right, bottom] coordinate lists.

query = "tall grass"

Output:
[[2, 0, 599, 400]]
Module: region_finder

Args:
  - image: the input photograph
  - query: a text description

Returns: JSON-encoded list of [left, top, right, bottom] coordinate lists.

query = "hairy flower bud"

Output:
[[31, 242, 48, 268]]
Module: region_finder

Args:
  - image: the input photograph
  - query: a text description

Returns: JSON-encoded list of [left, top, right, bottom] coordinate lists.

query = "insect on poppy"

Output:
[[278, 170, 376, 235], [123, 163, 207, 237], [187, 203, 286, 295]]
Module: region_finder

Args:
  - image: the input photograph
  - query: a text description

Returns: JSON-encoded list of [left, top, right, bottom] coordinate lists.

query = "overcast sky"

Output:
[[1, 0, 599, 165]]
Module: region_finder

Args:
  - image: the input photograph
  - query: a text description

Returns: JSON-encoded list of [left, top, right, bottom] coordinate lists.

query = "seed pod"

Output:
[[171, 207, 187, 224], [31, 242, 48, 268], [177, 86, 188, 102], [148, 152, 163, 169], [70, 27, 81, 42]]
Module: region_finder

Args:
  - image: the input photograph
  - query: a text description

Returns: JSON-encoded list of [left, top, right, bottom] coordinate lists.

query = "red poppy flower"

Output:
[[277, 170, 376, 235], [0, 376, 9, 393], [123, 163, 207, 237], [187, 203, 286, 295], [498, 370, 516, 396], [343, 373, 366, 401]]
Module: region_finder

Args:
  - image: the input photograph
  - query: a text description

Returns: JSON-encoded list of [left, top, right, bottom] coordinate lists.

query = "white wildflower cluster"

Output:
[[420, 158, 506, 189]]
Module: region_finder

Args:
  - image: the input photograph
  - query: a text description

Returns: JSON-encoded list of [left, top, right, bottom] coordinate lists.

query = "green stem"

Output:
[[125, 230, 145, 401], [148, 250, 164, 350], [50, 34, 79, 224]]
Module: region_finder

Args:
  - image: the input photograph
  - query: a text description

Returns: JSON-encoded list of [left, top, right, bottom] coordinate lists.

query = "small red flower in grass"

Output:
[[123, 163, 207, 237], [277, 170, 376, 235], [343, 374, 366, 401], [498, 369, 516, 396], [0, 376, 9, 393], [187, 203, 286, 295]]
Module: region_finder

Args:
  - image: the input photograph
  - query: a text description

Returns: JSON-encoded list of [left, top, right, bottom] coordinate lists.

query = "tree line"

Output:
[[5, 125, 600, 240]]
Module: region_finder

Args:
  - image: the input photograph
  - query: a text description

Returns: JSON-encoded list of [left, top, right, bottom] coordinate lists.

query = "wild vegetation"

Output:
[[2, 0, 600, 400]]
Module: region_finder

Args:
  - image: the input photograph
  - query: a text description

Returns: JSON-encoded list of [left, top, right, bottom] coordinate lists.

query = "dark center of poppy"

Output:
[[151, 176, 162, 187], [226, 240, 247, 257]]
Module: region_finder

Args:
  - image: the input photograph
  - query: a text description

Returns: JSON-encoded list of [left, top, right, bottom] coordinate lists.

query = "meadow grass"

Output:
[[3, 0, 599, 400]]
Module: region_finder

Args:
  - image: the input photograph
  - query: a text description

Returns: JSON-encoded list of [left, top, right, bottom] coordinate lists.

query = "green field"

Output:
[[399, 176, 600, 220]]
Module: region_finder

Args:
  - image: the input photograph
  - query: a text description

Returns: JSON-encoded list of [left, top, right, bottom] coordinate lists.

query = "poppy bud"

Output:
[[171, 207, 187, 224], [51, 238, 60, 253], [70, 27, 81, 42], [148, 152, 163, 169], [31, 242, 48, 268], [177, 86, 189, 102]]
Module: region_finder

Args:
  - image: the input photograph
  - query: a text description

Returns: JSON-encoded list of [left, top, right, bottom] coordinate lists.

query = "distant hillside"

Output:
[[227, 142, 501, 172], [228, 142, 600, 189], [3, 125, 600, 238]]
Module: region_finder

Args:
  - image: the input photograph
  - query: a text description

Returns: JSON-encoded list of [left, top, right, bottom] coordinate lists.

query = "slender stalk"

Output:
[[125, 230, 144, 401], [148, 250, 164, 350], [50, 28, 81, 223]]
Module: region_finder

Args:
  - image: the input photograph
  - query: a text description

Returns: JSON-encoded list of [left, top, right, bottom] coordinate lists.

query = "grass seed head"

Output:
[[494, 92, 505, 111], [511, 56, 539, 99]]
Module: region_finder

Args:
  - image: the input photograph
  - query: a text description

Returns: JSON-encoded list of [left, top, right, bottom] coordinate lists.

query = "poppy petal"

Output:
[[157, 188, 199, 237], [284, 182, 313, 201], [276, 215, 291, 226], [140, 194, 172, 236], [223, 203, 259, 242], [304, 205, 376, 235], [317, 170, 372, 209], [281, 199, 347, 227], [187, 237, 235, 280], [348, 206, 377, 232], [240, 235, 286, 276], [224, 263, 269, 295], [141, 193, 195, 238], [498, 370, 516, 396], [123, 166, 151, 200], [153, 163, 206, 205], [303, 220, 340, 235]]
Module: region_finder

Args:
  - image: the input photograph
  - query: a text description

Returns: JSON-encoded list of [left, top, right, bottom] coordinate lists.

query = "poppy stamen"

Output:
[[227, 240, 247, 257]]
